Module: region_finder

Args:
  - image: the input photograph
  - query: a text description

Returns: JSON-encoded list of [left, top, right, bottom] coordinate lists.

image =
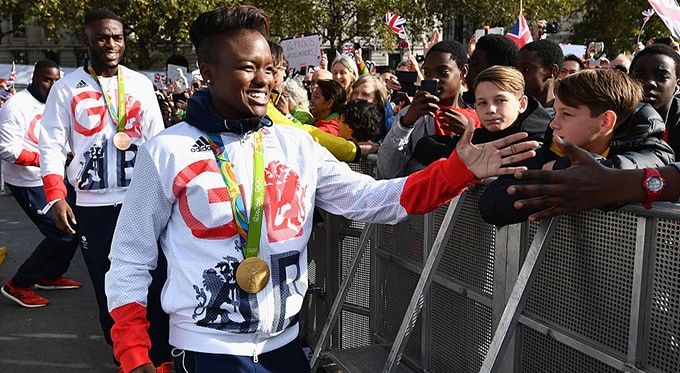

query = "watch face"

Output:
[[647, 176, 664, 193]]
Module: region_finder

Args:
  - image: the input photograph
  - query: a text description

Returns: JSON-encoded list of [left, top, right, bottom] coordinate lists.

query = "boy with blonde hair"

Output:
[[414, 66, 550, 166], [480, 68, 675, 226]]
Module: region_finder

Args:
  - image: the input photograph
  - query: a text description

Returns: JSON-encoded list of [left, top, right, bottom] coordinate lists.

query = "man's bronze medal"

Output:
[[113, 132, 131, 151], [235, 257, 270, 293]]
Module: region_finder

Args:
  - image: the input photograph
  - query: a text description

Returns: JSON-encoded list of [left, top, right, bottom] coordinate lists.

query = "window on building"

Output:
[[11, 14, 26, 39], [388, 53, 401, 69], [12, 51, 27, 65]]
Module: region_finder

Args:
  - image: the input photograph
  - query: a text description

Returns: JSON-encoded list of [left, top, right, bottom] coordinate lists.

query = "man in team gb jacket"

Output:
[[104, 6, 538, 373], [39, 9, 170, 368]]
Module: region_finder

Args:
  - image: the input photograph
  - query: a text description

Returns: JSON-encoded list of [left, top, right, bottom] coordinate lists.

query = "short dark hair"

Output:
[[34, 59, 59, 70], [268, 40, 285, 67], [84, 9, 122, 29], [166, 55, 189, 69], [190, 5, 270, 65], [375, 65, 395, 75], [631, 43, 680, 78], [519, 39, 564, 70], [315, 79, 346, 114], [340, 100, 382, 142], [563, 54, 585, 70], [475, 35, 518, 67], [426, 40, 468, 69]]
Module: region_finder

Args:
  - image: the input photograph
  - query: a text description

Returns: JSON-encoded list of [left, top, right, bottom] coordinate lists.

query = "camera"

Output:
[[543, 21, 559, 34]]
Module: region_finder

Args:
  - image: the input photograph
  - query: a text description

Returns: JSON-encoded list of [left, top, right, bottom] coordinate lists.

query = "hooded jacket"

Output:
[[663, 95, 680, 161], [479, 102, 675, 227]]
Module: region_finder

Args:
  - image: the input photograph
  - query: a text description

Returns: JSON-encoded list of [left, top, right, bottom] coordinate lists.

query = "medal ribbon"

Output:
[[206, 131, 265, 258], [87, 61, 126, 134]]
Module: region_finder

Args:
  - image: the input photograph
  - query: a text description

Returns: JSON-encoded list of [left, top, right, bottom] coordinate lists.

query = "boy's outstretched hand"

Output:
[[456, 118, 538, 179]]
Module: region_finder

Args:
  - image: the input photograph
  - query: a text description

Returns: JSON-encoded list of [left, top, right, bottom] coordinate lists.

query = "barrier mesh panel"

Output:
[[303, 225, 329, 340], [519, 326, 621, 372], [378, 216, 425, 266], [429, 283, 492, 373], [340, 310, 371, 349], [339, 234, 371, 308], [436, 187, 496, 297], [377, 258, 423, 364], [525, 210, 636, 355], [648, 218, 680, 371]]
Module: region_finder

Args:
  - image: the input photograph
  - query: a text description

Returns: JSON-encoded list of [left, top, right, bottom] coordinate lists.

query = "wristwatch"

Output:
[[642, 168, 665, 209]]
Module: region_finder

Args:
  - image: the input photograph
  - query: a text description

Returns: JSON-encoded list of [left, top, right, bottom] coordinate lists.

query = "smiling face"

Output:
[[309, 86, 333, 119], [83, 18, 125, 77], [630, 53, 679, 115], [558, 60, 581, 79], [422, 50, 466, 106], [200, 30, 274, 120], [331, 62, 355, 92], [474, 81, 527, 133]]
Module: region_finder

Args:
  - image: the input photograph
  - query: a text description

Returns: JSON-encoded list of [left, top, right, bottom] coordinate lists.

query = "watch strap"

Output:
[[642, 168, 665, 209]]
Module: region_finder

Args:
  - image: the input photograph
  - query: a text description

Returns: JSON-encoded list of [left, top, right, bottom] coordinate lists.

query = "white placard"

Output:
[[281, 33, 322, 73], [559, 44, 587, 58], [475, 27, 505, 41], [166, 64, 192, 89]]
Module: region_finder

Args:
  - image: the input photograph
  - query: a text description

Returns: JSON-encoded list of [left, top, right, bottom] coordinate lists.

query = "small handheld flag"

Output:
[[506, 13, 533, 49], [384, 12, 407, 40]]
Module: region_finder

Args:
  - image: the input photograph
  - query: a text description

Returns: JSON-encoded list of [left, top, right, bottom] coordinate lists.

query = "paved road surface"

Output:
[[0, 193, 117, 372]]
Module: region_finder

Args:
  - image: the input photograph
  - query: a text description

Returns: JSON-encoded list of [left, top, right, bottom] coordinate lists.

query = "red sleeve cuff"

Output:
[[15, 149, 40, 167], [110, 303, 152, 372], [42, 174, 67, 202], [400, 150, 480, 215]]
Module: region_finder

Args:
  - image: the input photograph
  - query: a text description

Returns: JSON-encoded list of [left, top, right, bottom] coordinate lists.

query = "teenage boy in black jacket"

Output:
[[480, 68, 675, 226]]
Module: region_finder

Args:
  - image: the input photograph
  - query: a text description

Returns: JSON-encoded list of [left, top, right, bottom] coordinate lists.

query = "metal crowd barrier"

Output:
[[0, 162, 8, 195], [301, 159, 680, 373]]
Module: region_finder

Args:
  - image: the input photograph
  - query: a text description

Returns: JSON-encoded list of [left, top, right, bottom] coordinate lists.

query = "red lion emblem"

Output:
[[264, 161, 308, 242]]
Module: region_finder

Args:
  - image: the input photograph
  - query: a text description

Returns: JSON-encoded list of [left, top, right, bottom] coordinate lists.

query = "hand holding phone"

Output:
[[420, 79, 438, 96]]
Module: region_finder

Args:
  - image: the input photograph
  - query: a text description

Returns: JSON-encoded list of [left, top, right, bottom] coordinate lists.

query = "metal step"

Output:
[[327, 344, 417, 373]]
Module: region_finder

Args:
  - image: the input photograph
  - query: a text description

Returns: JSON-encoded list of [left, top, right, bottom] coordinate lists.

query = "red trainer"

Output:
[[34, 276, 82, 290], [1, 279, 49, 308]]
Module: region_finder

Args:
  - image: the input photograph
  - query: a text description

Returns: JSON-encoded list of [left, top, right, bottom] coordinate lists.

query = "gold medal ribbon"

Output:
[[87, 61, 126, 135]]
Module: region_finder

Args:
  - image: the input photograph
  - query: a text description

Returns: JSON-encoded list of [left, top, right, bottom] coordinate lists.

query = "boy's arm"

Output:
[[478, 155, 546, 226], [377, 107, 424, 178]]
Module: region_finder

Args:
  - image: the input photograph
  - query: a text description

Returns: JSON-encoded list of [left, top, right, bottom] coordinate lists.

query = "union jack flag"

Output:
[[642, 7, 655, 22], [342, 43, 354, 55], [648, 0, 680, 39], [384, 12, 407, 40], [153, 72, 166, 90], [7, 62, 16, 87], [506, 13, 533, 49]]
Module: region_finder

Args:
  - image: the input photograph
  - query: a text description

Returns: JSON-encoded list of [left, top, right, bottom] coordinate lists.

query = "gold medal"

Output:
[[235, 257, 270, 294], [113, 132, 131, 151]]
